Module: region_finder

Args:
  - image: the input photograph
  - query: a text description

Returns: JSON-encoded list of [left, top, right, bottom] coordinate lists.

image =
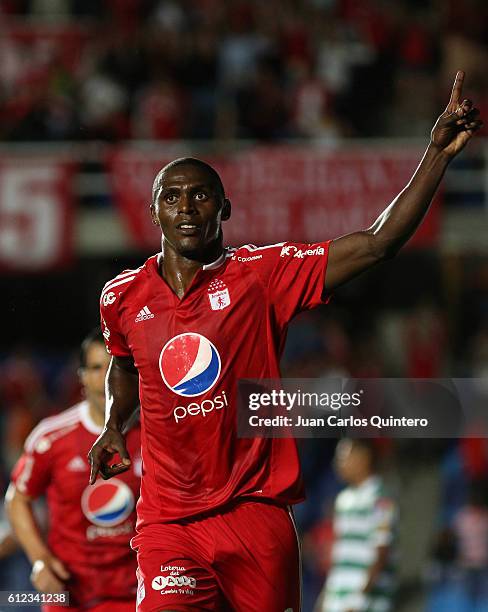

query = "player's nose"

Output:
[[177, 191, 196, 214]]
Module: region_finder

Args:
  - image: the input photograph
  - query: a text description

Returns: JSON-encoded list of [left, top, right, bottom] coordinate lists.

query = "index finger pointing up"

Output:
[[448, 71, 465, 108]]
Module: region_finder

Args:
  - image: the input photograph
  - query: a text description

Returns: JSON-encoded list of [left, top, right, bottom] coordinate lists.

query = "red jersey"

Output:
[[11, 401, 141, 608], [100, 241, 330, 527]]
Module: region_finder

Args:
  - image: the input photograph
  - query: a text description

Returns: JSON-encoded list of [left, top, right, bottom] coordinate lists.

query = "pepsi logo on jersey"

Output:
[[159, 333, 229, 424], [81, 478, 134, 527], [172, 389, 229, 423], [159, 333, 221, 397]]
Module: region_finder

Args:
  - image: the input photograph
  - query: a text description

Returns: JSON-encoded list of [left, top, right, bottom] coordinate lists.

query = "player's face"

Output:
[[150, 165, 230, 257], [334, 440, 367, 484], [80, 342, 110, 412]]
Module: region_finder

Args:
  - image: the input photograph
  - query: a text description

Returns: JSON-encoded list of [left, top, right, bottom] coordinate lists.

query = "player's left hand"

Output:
[[88, 426, 131, 484], [430, 71, 483, 158]]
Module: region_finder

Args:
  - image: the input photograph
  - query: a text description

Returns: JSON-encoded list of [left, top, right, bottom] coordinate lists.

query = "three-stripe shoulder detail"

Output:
[[24, 404, 82, 453], [101, 265, 144, 299], [235, 243, 286, 252]]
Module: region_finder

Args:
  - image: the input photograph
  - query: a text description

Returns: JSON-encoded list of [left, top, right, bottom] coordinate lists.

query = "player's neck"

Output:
[[352, 472, 376, 487], [88, 402, 105, 428], [159, 240, 224, 298]]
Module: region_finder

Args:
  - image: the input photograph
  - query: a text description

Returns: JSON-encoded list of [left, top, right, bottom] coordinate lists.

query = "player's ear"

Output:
[[222, 198, 231, 221], [78, 367, 87, 387], [150, 202, 160, 226]]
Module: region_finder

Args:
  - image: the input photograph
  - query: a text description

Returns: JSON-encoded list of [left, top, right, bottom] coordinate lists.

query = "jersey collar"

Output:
[[156, 249, 228, 272], [80, 401, 103, 435], [203, 250, 227, 270], [355, 475, 381, 492]]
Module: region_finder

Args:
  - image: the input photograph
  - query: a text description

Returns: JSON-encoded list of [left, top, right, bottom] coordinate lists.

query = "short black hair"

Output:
[[79, 327, 105, 368], [152, 157, 225, 203]]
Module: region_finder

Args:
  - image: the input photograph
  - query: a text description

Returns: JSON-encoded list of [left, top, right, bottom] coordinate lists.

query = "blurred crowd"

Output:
[[0, 0, 487, 142]]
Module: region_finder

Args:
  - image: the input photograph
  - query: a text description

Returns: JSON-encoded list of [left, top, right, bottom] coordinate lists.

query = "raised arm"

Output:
[[88, 355, 139, 484], [325, 71, 483, 292]]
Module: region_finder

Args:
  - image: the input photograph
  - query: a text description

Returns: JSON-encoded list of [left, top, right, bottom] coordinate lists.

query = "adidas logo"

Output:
[[67, 456, 87, 472], [135, 306, 155, 322]]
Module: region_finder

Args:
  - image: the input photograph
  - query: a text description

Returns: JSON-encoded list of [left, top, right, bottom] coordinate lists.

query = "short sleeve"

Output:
[[11, 441, 52, 499], [100, 288, 131, 357], [370, 496, 396, 547], [268, 241, 331, 325]]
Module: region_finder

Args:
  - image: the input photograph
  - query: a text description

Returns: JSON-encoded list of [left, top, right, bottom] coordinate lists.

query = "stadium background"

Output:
[[0, 0, 487, 610]]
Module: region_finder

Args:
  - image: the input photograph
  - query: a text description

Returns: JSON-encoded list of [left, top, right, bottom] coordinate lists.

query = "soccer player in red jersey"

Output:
[[89, 73, 482, 612], [6, 329, 141, 612]]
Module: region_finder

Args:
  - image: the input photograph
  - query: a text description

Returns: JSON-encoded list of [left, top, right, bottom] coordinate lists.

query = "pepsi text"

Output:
[[173, 390, 228, 423]]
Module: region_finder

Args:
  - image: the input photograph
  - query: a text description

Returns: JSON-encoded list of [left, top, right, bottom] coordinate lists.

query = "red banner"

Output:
[[108, 146, 441, 250], [0, 158, 75, 272]]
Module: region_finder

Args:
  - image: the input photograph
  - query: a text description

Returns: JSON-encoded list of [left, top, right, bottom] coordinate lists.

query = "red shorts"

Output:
[[43, 600, 134, 612], [132, 500, 301, 612]]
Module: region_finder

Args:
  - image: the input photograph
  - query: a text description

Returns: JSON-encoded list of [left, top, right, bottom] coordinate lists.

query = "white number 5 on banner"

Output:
[[0, 163, 72, 271]]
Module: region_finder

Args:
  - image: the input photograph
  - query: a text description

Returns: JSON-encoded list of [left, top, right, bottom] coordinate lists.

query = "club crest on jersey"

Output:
[[159, 332, 221, 397], [81, 478, 134, 527], [208, 279, 230, 311]]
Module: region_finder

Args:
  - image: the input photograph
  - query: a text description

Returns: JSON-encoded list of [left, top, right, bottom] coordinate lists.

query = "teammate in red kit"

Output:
[[89, 72, 482, 612], [6, 329, 141, 612]]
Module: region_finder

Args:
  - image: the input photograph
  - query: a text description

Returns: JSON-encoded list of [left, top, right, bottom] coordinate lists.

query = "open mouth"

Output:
[[176, 223, 201, 235]]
